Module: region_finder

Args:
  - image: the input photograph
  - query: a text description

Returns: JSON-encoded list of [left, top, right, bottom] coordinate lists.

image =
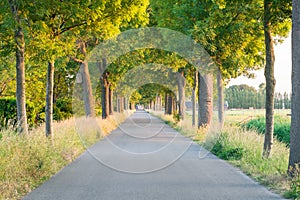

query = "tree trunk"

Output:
[[165, 92, 168, 114], [100, 75, 109, 119], [173, 97, 177, 113], [167, 95, 173, 115], [192, 71, 198, 126], [288, 0, 300, 174], [124, 97, 128, 110], [177, 71, 186, 120], [46, 61, 55, 137], [105, 81, 109, 116], [15, 26, 28, 135], [99, 58, 110, 119], [9, 0, 28, 135], [109, 87, 114, 115], [156, 94, 162, 111], [116, 96, 120, 112], [198, 73, 213, 128], [263, 0, 275, 158], [120, 96, 124, 112], [150, 99, 154, 110], [80, 62, 95, 117], [79, 41, 95, 117], [217, 68, 224, 128]]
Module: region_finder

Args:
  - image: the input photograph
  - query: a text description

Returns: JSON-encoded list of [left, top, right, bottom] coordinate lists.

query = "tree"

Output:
[[192, 0, 265, 128], [151, 0, 212, 126], [177, 69, 186, 120], [225, 84, 260, 109], [6, 0, 28, 134], [99, 58, 110, 119], [26, 1, 93, 136], [216, 68, 224, 127], [28, 0, 149, 135], [152, 0, 267, 128], [76, 41, 95, 117], [263, 0, 291, 158], [198, 73, 213, 127], [288, 0, 300, 174], [192, 71, 197, 126]]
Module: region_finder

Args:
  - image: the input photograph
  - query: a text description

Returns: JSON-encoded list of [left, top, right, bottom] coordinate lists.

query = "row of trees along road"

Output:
[[151, 0, 291, 159], [1, 0, 300, 174], [0, 0, 149, 136]]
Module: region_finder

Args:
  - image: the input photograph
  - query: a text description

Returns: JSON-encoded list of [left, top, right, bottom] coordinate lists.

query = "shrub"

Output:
[[0, 98, 36, 130], [53, 98, 73, 121], [243, 116, 290, 145]]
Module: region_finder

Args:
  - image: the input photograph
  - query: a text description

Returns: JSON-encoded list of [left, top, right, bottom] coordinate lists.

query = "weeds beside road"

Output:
[[151, 110, 298, 199], [0, 112, 131, 199]]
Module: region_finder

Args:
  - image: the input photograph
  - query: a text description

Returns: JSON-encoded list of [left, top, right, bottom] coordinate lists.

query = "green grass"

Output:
[[151, 109, 296, 199], [207, 126, 290, 194], [243, 115, 291, 145], [0, 112, 131, 199]]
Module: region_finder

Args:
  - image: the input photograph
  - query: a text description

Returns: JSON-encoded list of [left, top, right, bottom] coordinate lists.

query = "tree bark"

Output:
[[173, 97, 177, 113], [105, 80, 110, 115], [109, 87, 114, 115], [177, 70, 186, 120], [80, 62, 95, 117], [15, 26, 28, 135], [288, 0, 300, 174], [46, 61, 55, 137], [192, 71, 198, 126], [217, 68, 224, 128], [116, 96, 120, 112], [150, 99, 154, 110], [164, 92, 168, 114], [156, 94, 162, 111], [99, 58, 110, 119], [167, 94, 173, 115], [124, 97, 128, 110], [100, 74, 109, 119], [120, 96, 124, 112], [9, 0, 28, 135], [263, 0, 275, 158], [198, 73, 213, 128], [79, 41, 95, 117]]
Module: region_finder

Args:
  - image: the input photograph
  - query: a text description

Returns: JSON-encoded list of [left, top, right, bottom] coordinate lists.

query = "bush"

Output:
[[53, 97, 73, 121], [243, 116, 290, 145], [0, 98, 36, 130]]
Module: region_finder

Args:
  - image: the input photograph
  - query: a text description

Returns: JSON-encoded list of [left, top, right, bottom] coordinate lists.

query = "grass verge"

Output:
[[150, 110, 297, 199], [0, 111, 132, 199]]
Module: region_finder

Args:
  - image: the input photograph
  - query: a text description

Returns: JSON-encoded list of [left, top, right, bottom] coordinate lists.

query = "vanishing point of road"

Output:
[[24, 110, 285, 200]]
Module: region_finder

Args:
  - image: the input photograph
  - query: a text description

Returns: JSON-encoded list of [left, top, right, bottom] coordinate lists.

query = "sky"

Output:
[[228, 33, 292, 94]]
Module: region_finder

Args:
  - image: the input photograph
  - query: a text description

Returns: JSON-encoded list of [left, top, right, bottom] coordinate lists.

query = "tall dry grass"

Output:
[[0, 111, 132, 199]]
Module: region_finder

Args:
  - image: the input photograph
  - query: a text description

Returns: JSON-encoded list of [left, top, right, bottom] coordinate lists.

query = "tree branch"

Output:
[[71, 57, 84, 63], [55, 21, 87, 36]]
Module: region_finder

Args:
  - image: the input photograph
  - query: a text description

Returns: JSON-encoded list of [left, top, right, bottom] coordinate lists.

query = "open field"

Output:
[[186, 109, 290, 124]]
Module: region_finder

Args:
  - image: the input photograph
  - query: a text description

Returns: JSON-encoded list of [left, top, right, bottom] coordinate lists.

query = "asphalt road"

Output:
[[24, 110, 285, 200]]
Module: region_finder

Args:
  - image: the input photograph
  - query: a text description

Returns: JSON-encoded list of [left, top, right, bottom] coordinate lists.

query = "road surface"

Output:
[[24, 110, 285, 200]]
